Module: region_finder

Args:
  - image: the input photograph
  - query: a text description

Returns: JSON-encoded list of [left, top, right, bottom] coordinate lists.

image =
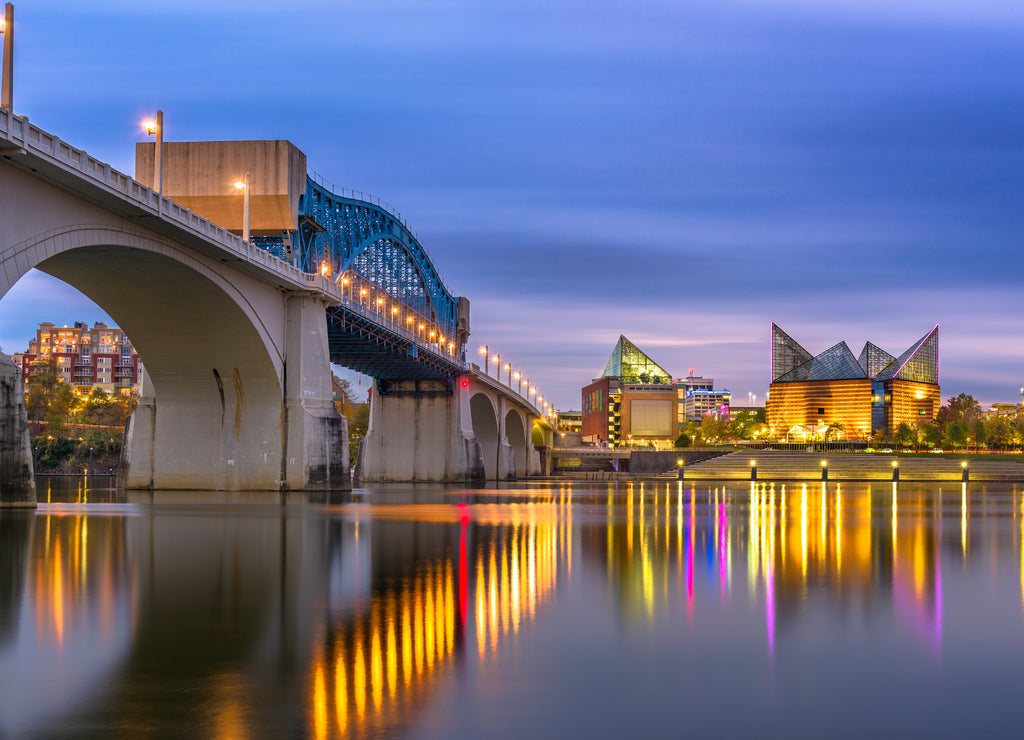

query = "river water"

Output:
[[2, 476, 1024, 738]]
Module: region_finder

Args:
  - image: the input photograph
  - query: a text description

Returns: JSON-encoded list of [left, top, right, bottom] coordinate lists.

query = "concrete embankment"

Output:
[[671, 450, 1024, 482]]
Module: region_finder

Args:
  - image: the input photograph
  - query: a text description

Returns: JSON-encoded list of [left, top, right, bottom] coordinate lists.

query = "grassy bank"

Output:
[[32, 435, 122, 475]]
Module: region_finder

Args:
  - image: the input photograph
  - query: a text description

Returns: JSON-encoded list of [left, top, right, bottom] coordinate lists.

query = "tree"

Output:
[[936, 393, 981, 432], [918, 421, 941, 449], [944, 420, 969, 450], [674, 432, 691, 448], [699, 414, 727, 444], [970, 418, 988, 450], [894, 422, 916, 449], [987, 417, 1012, 450], [871, 429, 889, 446], [824, 422, 846, 441]]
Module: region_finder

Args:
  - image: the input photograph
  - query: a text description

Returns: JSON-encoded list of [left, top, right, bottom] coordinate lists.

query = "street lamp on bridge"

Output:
[[514, 371, 522, 394], [478, 346, 488, 376], [233, 172, 250, 242], [1, 3, 14, 112], [142, 110, 164, 195]]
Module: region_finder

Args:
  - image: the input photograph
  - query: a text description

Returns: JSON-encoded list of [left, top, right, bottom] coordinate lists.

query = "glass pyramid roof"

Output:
[[875, 326, 939, 384], [601, 335, 672, 383], [774, 341, 868, 383], [771, 323, 813, 382], [771, 325, 939, 385], [858, 342, 895, 377]]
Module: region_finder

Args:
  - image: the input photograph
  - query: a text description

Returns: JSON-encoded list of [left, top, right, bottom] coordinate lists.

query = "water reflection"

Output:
[[2, 478, 1024, 737], [307, 502, 571, 738]]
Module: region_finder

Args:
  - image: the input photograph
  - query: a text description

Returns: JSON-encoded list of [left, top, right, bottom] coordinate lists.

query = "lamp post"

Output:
[[504, 363, 511, 387], [479, 346, 488, 376], [234, 172, 251, 242], [142, 110, 164, 194], [514, 371, 521, 394], [1, 3, 13, 112]]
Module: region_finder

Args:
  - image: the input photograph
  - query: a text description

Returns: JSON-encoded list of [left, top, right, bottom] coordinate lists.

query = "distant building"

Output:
[[582, 336, 678, 447], [557, 411, 582, 433], [12, 321, 143, 395], [766, 323, 939, 440], [683, 388, 732, 424], [673, 371, 731, 424]]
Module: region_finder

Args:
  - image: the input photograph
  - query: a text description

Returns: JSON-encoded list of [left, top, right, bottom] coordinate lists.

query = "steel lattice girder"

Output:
[[299, 178, 460, 344], [326, 306, 463, 382]]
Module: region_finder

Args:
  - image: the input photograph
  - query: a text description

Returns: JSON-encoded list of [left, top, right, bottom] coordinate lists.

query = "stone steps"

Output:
[[666, 451, 1024, 481]]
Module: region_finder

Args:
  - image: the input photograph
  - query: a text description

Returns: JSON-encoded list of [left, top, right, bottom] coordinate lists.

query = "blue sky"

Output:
[[2, 0, 1023, 409]]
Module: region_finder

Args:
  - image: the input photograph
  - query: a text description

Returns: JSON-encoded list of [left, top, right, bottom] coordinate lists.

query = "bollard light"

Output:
[[750, 459, 757, 481], [892, 460, 900, 482], [821, 459, 828, 481], [961, 460, 969, 483], [677, 458, 684, 481]]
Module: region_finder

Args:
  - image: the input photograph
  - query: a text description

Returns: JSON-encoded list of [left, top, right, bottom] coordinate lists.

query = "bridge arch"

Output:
[[469, 392, 499, 480], [504, 408, 528, 478], [0, 224, 290, 490], [300, 180, 460, 342]]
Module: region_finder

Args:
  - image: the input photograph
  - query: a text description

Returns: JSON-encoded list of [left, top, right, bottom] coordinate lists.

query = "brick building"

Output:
[[12, 321, 143, 395]]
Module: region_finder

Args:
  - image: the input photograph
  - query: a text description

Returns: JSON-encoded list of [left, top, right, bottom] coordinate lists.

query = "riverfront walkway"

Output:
[[675, 450, 1024, 482]]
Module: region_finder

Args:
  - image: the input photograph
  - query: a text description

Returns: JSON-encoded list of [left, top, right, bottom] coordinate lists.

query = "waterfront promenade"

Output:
[[557, 450, 1024, 482], [680, 450, 1024, 482]]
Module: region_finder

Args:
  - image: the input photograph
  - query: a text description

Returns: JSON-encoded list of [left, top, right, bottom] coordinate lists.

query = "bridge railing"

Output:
[[0, 109, 311, 291], [308, 170, 425, 250], [309, 272, 467, 369], [469, 361, 553, 419]]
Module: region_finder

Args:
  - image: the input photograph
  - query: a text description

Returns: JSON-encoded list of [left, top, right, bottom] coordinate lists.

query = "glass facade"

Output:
[[875, 327, 939, 385], [771, 323, 814, 382], [600, 335, 671, 384], [767, 325, 940, 439], [858, 341, 895, 377]]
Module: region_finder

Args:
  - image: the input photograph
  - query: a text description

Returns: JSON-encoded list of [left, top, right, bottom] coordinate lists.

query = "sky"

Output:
[[2, 0, 1023, 410]]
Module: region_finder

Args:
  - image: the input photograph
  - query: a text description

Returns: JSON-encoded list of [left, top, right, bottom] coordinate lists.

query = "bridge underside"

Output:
[[326, 307, 461, 382]]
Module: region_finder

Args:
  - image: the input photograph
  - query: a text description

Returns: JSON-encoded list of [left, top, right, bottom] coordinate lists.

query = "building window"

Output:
[[817, 407, 825, 415]]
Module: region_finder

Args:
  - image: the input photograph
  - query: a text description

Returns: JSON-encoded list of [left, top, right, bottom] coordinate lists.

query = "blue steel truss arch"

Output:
[[298, 177, 459, 343]]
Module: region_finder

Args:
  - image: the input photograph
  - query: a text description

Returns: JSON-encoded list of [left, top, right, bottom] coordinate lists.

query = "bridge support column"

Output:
[[282, 295, 350, 491], [119, 367, 157, 489], [0, 353, 35, 506], [356, 377, 484, 483]]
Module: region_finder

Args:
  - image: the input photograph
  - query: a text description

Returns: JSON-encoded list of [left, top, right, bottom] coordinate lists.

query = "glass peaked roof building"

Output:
[[768, 324, 940, 440], [601, 335, 672, 384], [771, 324, 939, 386]]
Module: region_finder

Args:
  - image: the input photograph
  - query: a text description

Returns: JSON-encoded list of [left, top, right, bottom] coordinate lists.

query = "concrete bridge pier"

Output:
[[355, 378, 485, 484], [119, 294, 349, 492], [282, 295, 350, 491], [0, 352, 35, 507]]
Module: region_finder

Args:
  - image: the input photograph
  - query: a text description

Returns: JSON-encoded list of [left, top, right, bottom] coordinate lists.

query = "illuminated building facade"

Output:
[[766, 323, 940, 439], [582, 336, 678, 447], [673, 372, 730, 424], [12, 321, 143, 395]]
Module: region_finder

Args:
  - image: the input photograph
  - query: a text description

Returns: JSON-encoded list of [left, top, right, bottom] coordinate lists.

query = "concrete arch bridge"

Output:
[[0, 111, 550, 498]]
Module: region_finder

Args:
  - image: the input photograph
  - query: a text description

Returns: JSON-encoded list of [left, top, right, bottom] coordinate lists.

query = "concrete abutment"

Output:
[[0, 353, 35, 507], [356, 379, 485, 484]]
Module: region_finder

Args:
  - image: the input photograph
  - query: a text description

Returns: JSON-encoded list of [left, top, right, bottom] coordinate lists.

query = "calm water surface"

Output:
[[3, 476, 1024, 738]]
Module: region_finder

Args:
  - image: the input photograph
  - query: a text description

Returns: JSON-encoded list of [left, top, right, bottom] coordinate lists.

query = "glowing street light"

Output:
[[142, 110, 164, 195], [504, 362, 511, 387], [233, 172, 250, 242], [1, 4, 14, 112], [514, 371, 521, 394], [479, 345, 489, 376]]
